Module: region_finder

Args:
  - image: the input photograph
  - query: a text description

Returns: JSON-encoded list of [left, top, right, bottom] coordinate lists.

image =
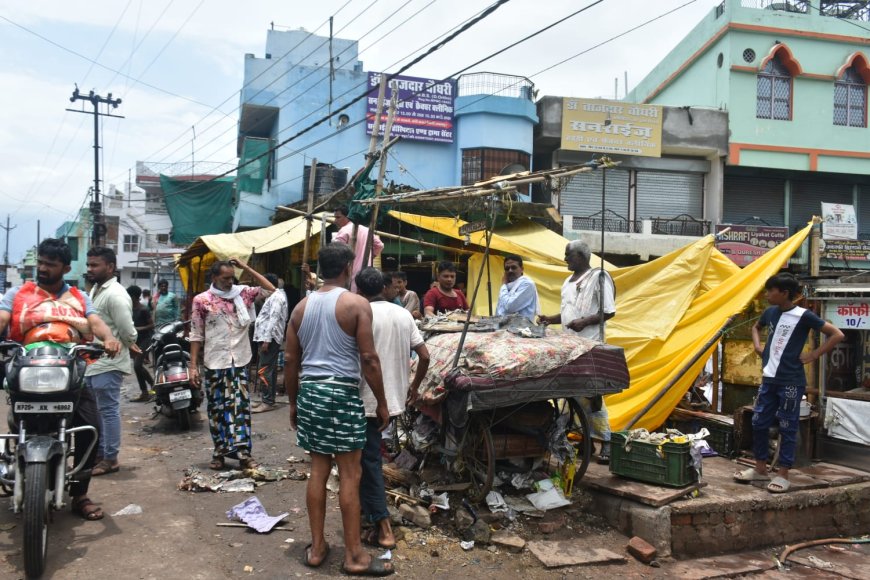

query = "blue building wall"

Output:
[[237, 30, 538, 229]]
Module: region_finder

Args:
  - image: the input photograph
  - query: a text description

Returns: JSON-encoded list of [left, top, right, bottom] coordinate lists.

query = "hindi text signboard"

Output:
[[715, 224, 789, 267], [366, 73, 455, 143], [820, 239, 870, 261], [821, 202, 857, 241], [560, 98, 663, 158], [826, 301, 870, 330]]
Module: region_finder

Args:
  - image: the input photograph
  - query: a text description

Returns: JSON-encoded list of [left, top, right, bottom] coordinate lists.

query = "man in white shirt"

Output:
[[189, 258, 275, 470], [333, 205, 383, 292], [496, 254, 540, 320], [355, 268, 430, 550], [252, 273, 287, 413], [539, 240, 615, 463]]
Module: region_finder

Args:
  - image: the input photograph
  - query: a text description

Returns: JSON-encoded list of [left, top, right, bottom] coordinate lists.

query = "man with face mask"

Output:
[[189, 258, 275, 470]]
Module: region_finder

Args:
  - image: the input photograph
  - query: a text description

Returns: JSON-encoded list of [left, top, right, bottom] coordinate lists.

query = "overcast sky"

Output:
[[0, 0, 717, 262]]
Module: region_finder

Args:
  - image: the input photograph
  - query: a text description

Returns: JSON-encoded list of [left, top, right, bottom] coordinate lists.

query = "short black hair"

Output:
[[383, 271, 399, 284], [87, 246, 117, 267], [437, 260, 456, 274], [395, 271, 408, 282], [38, 238, 72, 266], [355, 267, 385, 297], [335, 205, 349, 217], [157, 279, 168, 286], [319, 242, 355, 278], [504, 254, 523, 268], [209, 260, 233, 279], [765, 272, 800, 300], [142, 289, 151, 296], [264, 273, 279, 286], [127, 284, 142, 301]]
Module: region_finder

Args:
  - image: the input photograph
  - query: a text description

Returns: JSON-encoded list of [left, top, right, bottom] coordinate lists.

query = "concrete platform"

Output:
[[579, 456, 870, 558]]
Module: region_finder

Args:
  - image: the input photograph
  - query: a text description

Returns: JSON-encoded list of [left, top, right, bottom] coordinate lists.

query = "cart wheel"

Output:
[[557, 398, 593, 482], [461, 416, 494, 504]]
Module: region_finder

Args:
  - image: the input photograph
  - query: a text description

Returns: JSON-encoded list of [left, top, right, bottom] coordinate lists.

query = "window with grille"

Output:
[[757, 56, 792, 120], [157, 233, 170, 245], [834, 67, 867, 128], [461, 148, 529, 185], [123, 234, 140, 253]]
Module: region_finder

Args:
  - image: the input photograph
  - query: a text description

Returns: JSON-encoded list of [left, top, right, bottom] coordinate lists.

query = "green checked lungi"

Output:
[[297, 376, 366, 455]]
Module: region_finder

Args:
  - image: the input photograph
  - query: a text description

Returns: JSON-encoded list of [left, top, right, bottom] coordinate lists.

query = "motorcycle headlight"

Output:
[[18, 367, 70, 393]]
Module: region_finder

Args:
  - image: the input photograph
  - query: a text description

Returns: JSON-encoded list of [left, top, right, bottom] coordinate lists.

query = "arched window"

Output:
[[757, 55, 792, 120], [834, 67, 867, 127]]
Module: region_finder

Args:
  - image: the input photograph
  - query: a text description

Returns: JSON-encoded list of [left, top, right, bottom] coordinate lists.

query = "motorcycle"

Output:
[[0, 340, 104, 579], [147, 320, 201, 430]]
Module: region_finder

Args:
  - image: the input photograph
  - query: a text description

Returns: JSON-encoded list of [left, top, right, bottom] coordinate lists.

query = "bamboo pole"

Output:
[[362, 87, 398, 268], [301, 157, 317, 267], [351, 75, 388, 252]]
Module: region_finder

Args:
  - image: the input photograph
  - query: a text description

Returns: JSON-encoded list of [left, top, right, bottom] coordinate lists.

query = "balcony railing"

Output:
[[651, 214, 712, 237], [456, 72, 535, 100], [739, 1, 870, 20], [572, 210, 642, 234]]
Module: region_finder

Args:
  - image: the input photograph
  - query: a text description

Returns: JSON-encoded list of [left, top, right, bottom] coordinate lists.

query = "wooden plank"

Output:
[[526, 541, 626, 568], [581, 463, 707, 507]]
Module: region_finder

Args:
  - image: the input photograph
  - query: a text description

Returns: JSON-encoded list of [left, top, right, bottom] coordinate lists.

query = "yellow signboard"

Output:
[[561, 98, 663, 158]]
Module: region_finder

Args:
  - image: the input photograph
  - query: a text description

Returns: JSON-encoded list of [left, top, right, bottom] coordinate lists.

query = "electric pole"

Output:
[[67, 86, 124, 247], [2, 214, 16, 265]]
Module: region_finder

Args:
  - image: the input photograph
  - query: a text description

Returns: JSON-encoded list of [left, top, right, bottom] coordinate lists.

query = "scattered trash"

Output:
[[285, 455, 304, 464], [379, 550, 392, 561], [429, 492, 449, 510], [510, 473, 535, 490], [284, 538, 296, 544], [243, 565, 253, 573], [806, 555, 835, 569], [526, 480, 571, 511], [221, 478, 256, 493], [226, 496, 289, 533], [178, 467, 290, 493], [393, 449, 419, 470], [112, 504, 143, 516], [460, 540, 475, 551], [485, 491, 508, 513]]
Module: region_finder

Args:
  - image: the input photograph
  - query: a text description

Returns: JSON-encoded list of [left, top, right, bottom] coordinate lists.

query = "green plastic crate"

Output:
[[610, 431, 699, 487]]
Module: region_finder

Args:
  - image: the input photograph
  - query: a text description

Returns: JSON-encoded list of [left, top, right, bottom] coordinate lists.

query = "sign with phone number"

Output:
[[826, 301, 870, 329]]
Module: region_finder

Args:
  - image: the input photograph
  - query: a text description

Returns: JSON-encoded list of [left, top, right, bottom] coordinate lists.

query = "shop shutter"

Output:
[[635, 171, 704, 219], [560, 168, 630, 218], [858, 185, 870, 240], [789, 180, 852, 232], [723, 176, 785, 226]]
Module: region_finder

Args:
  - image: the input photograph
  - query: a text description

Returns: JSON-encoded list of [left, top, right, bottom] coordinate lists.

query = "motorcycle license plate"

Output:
[[14, 402, 74, 414], [169, 390, 192, 402]]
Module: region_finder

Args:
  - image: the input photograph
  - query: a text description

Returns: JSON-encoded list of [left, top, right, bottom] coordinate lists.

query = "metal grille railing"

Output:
[[651, 214, 712, 237], [456, 72, 535, 100], [739, 1, 870, 20], [572, 211, 642, 234]]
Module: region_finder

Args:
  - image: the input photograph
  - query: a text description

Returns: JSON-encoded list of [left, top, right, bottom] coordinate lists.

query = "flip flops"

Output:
[[341, 558, 395, 576], [71, 497, 104, 521], [302, 543, 331, 568], [733, 467, 770, 483], [364, 528, 397, 550], [91, 460, 120, 476], [767, 476, 791, 493]]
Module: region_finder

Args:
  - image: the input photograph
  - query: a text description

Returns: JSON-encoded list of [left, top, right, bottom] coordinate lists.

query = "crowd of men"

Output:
[[0, 228, 616, 576]]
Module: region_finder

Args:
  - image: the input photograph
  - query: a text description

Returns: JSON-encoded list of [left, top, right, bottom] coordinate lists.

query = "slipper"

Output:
[[252, 403, 277, 414], [301, 543, 331, 568], [767, 476, 791, 494], [71, 497, 104, 521], [209, 457, 225, 470], [91, 460, 120, 476], [733, 467, 769, 483], [596, 452, 610, 465], [364, 528, 397, 550], [341, 558, 395, 577], [239, 456, 259, 470]]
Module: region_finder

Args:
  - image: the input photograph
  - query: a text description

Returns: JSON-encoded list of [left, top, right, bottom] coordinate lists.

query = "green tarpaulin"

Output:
[[160, 175, 236, 245], [238, 137, 271, 194]]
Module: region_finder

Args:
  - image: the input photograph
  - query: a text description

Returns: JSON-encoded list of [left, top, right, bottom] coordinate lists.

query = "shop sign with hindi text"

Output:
[[366, 73, 455, 143], [826, 301, 870, 330], [560, 98, 662, 158], [715, 224, 789, 267]]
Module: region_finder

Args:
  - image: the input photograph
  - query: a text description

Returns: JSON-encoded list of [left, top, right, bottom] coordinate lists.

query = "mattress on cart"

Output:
[[415, 329, 629, 407]]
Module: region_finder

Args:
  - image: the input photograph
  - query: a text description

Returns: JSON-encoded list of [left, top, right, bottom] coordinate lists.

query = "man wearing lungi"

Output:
[[189, 258, 275, 471], [285, 243, 393, 576]]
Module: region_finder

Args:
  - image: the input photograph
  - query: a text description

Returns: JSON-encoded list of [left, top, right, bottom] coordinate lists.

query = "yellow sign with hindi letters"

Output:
[[561, 98, 663, 158]]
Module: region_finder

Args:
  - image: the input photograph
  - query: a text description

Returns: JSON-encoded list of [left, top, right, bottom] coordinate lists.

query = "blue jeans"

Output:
[[87, 371, 125, 462], [752, 381, 804, 469], [360, 418, 390, 524]]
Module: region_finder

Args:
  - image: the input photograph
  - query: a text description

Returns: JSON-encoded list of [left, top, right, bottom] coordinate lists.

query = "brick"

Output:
[[672, 513, 692, 526], [724, 512, 737, 524], [491, 532, 526, 553], [692, 513, 708, 525], [626, 536, 657, 564]]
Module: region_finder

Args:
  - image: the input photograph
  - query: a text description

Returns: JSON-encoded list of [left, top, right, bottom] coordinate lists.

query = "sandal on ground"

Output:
[[71, 497, 104, 521], [252, 403, 277, 414], [596, 452, 610, 465], [341, 558, 395, 576], [239, 456, 259, 470], [130, 393, 152, 403], [767, 476, 791, 493], [91, 460, 120, 476], [301, 543, 331, 568], [733, 467, 770, 483], [364, 528, 397, 550], [209, 456, 226, 470]]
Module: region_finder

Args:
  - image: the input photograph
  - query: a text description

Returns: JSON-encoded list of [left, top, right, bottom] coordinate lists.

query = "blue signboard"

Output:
[[366, 72, 455, 144]]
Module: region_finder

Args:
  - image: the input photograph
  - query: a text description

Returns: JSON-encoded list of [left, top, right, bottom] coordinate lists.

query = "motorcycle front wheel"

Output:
[[23, 462, 51, 578]]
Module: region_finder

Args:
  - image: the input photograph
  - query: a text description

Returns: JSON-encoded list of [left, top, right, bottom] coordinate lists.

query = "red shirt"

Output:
[[423, 287, 469, 313]]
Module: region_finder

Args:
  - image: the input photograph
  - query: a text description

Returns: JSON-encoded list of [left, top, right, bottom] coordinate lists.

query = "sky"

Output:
[[0, 0, 718, 263]]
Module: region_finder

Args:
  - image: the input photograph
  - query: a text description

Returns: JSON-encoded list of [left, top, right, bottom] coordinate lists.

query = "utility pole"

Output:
[[67, 86, 124, 247], [2, 214, 16, 265]]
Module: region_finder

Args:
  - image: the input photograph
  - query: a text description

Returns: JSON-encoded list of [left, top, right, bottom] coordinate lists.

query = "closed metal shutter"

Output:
[[635, 171, 703, 219], [790, 180, 852, 232], [723, 176, 785, 226], [860, 185, 870, 240], [560, 168, 629, 218]]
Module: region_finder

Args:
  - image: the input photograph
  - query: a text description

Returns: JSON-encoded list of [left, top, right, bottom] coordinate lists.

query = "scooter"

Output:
[[0, 340, 104, 579], [147, 321, 201, 430]]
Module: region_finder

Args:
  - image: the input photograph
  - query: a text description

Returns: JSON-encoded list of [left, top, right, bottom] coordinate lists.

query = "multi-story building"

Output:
[[627, 0, 870, 248], [236, 28, 538, 229]]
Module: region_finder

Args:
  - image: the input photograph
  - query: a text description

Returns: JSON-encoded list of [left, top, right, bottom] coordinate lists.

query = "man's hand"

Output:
[[189, 366, 201, 387], [376, 402, 390, 432], [130, 343, 142, 355], [566, 318, 587, 332], [288, 403, 298, 430], [102, 339, 122, 358], [537, 314, 550, 326], [799, 351, 817, 365], [228, 256, 246, 269], [754, 344, 764, 355]]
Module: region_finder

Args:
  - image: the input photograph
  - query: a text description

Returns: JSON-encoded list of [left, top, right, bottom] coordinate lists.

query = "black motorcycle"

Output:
[[147, 320, 201, 430], [0, 340, 104, 579]]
